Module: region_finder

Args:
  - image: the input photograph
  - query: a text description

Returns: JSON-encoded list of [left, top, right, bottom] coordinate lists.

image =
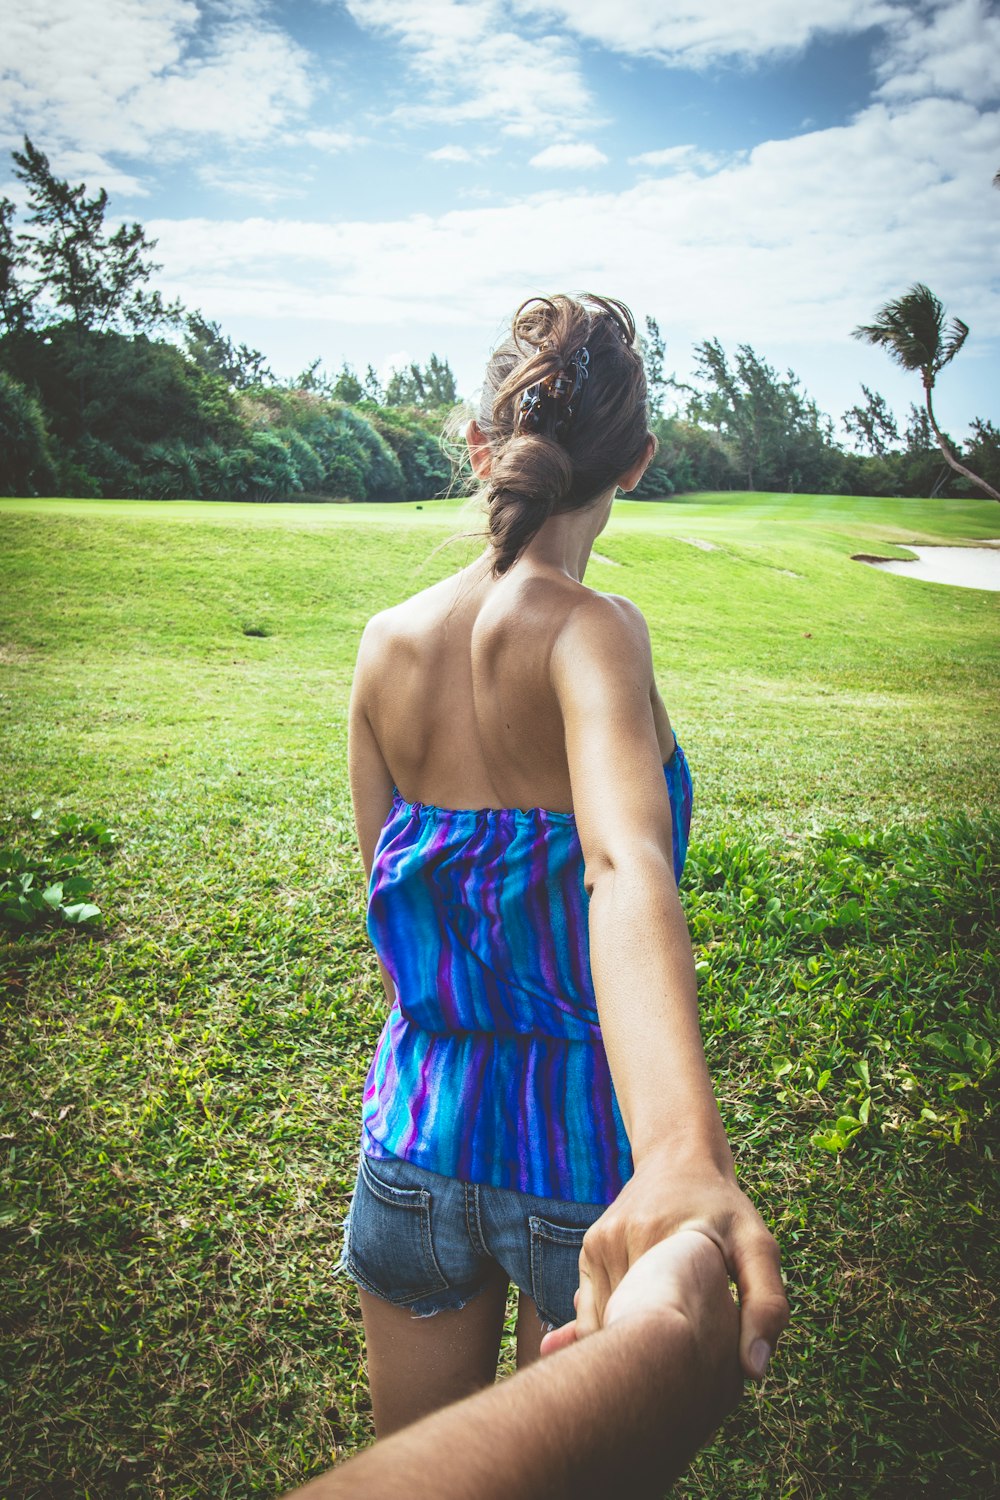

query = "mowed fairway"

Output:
[[2, 490, 998, 830], [1, 493, 998, 1498]]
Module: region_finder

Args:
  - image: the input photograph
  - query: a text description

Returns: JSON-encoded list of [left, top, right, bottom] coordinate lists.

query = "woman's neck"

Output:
[[517, 491, 615, 583]]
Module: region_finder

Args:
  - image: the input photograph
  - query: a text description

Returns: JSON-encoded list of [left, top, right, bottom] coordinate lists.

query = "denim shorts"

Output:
[[335, 1150, 608, 1328]]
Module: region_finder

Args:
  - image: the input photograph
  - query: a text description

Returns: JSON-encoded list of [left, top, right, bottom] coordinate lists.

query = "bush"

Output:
[[138, 441, 202, 500], [659, 417, 740, 493], [632, 457, 675, 499], [190, 441, 229, 500], [54, 454, 102, 498], [70, 436, 141, 499], [279, 429, 324, 494], [0, 369, 55, 496], [5, 326, 240, 458], [234, 390, 405, 501], [246, 431, 302, 502], [324, 453, 367, 502], [333, 407, 406, 500], [369, 408, 450, 500], [0, 811, 115, 932], [840, 453, 903, 498], [962, 419, 1000, 495]]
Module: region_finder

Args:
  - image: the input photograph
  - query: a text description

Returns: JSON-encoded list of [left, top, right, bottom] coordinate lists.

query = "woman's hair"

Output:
[[474, 293, 651, 576]]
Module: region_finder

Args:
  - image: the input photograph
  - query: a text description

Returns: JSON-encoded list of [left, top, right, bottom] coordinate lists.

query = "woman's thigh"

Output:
[[335, 1152, 607, 1418], [336, 1152, 510, 1435], [357, 1274, 510, 1437]]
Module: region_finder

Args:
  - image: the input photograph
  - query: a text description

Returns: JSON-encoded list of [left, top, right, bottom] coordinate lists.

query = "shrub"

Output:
[[277, 428, 324, 494], [0, 811, 115, 932], [658, 417, 741, 493], [369, 408, 450, 500], [332, 407, 406, 499], [324, 453, 367, 502], [0, 369, 55, 496], [246, 430, 302, 502], [71, 436, 141, 499], [138, 441, 203, 500], [233, 389, 404, 501], [55, 453, 102, 498], [193, 441, 231, 500]]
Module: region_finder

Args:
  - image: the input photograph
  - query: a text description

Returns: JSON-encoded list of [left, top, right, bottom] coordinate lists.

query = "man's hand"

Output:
[[541, 1148, 788, 1382]]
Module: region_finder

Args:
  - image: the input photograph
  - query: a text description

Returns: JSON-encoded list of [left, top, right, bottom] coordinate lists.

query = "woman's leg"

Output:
[[514, 1288, 548, 1369], [342, 1154, 512, 1435], [360, 1261, 511, 1438]]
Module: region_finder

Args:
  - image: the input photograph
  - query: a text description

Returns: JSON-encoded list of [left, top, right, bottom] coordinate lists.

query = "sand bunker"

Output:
[[853, 543, 1000, 591]]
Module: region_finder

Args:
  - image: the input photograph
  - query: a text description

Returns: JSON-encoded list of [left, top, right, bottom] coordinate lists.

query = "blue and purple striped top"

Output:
[[360, 743, 693, 1204]]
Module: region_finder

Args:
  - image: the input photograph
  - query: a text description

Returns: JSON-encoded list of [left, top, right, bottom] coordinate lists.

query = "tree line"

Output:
[[637, 306, 999, 503], [0, 140, 454, 503], [2, 137, 998, 504]]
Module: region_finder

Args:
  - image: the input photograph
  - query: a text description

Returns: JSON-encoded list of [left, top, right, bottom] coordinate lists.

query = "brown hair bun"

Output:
[[475, 292, 650, 576]]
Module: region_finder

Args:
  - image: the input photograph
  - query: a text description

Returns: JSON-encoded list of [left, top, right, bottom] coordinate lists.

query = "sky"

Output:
[[2, 0, 999, 438]]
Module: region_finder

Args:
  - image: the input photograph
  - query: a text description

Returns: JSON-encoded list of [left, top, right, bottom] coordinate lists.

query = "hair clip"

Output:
[[516, 345, 590, 440]]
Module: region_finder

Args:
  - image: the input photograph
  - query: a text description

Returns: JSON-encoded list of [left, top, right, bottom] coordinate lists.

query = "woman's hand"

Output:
[[542, 1144, 789, 1382]]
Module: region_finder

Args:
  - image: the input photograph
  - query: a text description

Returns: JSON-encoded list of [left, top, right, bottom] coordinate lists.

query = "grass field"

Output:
[[1, 491, 998, 1498]]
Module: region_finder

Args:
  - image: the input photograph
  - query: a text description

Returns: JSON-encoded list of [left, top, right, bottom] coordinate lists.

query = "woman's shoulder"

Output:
[[556, 586, 652, 654], [359, 572, 462, 652], [546, 588, 655, 718]]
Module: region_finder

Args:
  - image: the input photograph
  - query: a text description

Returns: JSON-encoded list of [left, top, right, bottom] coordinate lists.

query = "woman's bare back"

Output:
[[359, 559, 676, 814]]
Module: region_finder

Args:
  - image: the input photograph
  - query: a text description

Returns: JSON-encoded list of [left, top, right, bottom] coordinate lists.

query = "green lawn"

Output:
[[1, 492, 997, 1498]]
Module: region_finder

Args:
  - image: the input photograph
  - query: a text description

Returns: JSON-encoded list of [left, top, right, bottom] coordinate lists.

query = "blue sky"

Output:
[[3, 0, 999, 438]]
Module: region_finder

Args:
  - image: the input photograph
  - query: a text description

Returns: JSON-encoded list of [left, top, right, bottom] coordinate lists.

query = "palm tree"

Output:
[[852, 283, 1000, 502]]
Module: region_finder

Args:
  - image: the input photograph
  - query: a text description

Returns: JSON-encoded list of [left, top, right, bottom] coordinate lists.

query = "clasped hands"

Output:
[[540, 1144, 790, 1383]]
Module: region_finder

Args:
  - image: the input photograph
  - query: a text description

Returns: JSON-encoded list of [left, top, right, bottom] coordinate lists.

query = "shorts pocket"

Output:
[[528, 1214, 588, 1329], [345, 1154, 449, 1306]]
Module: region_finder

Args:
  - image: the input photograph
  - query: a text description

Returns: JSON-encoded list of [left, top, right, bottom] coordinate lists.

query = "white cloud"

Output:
[[146, 95, 1000, 369], [629, 145, 725, 172], [36, 149, 150, 198], [342, 1, 595, 135], [299, 129, 362, 154], [512, 0, 900, 66], [379, 349, 413, 386], [197, 164, 306, 203], [139, 24, 314, 144], [0, 0, 317, 178], [429, 145, 474, 163], [529, 143, 608, 170], [428, 143, 499, 164], [3, 0, 997, 432], [875, 0, 1000, 105]]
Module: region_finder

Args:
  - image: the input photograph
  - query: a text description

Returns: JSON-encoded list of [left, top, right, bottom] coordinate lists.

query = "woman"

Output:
[[339, 294, 788, 1436]]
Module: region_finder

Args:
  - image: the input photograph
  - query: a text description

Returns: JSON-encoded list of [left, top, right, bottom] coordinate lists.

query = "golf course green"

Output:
[[1, 491, 997, 1498]]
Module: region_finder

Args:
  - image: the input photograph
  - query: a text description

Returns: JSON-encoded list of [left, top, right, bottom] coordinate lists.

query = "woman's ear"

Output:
[[617, 433, 657, 494], [466, 418, 492, 480]]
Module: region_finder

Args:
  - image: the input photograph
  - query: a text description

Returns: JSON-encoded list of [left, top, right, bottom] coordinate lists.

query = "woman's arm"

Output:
[[347, 622, 397, 1003], [550, 592, 789, 1380]]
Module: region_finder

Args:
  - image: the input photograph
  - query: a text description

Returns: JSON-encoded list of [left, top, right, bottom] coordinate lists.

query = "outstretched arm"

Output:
[[281, 1233, 742, 1500], [550, 594, 789, 1380], [347, 620, 397, 1006]]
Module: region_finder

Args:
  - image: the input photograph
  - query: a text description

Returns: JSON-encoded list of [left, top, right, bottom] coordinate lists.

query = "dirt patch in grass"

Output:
[[0, 642, 37, 665]]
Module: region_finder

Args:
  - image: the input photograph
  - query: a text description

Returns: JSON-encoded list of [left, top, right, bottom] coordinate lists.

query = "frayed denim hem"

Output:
[[336, 1253, 493, 1318], [404, 1285, 489, 1318]]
